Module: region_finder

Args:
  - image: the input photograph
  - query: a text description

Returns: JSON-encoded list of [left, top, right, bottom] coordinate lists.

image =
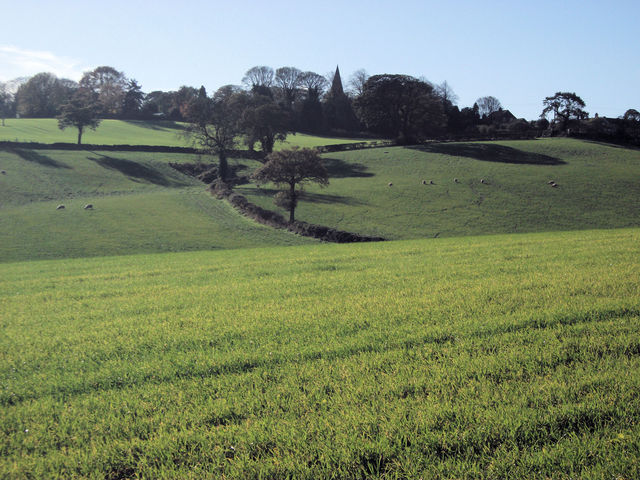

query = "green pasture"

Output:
[[1, 228, 639, 478], [241, 138, 640, 239], [0, 148, 311, 262], [0, 118, 371, 149]]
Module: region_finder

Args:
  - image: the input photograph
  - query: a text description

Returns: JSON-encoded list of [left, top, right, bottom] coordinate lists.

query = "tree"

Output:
[[541, 92, 588, 132], [0, 82, 13, 126], [184, 85, 245, 180], [15, 73, 76, 117], [242, 100, 291, 153], [347, 69, 369, 97], [475, 96, 502, 118], [354, 74, 444, 142], [57, 89, 102, 144], [298, 71, 327, 133], [274, 67, 303, 110], [252, 148, 329, 222], [122, 79, 144, 118], [80, 66, 128, 117], [242, 66, 274, 96]]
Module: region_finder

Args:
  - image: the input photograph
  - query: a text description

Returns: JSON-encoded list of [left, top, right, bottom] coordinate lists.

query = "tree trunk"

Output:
[[289, 183, 296, 223], [218, 150, 228, 180], [77, 126, 83, 145]]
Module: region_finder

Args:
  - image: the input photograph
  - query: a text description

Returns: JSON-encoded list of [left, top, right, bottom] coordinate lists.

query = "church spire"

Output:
[[330, 65, 345, 97]]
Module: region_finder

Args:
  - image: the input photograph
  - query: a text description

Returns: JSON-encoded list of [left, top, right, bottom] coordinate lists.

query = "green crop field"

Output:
[[0, 148, 312, 262], [0, 118, 372, 149], [1, 228, 639, 478], [241, 138, 640, 239]]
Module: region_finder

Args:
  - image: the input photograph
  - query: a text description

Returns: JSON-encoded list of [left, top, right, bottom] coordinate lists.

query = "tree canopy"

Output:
[[251, 148, 328, 222], [542, 92, 588, 132], [57, 89, 102, 144], [354, 74, 443, 143]]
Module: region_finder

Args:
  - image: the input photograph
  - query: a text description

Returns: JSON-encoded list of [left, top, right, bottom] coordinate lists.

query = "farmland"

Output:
[[2, 228, 639, 478], [241, 138, 640, 239], [0, 118, 371, 149]]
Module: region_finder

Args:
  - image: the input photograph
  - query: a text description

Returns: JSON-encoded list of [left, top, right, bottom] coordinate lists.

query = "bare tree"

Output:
[[274, 67, 303, 109], [242, 66, 274, 90], [435, 81, 459, 106], [0, 82, 13, 126], [347, 69, 369, 97], [475, 96, 502, 118], [299, 72, 328, 99]]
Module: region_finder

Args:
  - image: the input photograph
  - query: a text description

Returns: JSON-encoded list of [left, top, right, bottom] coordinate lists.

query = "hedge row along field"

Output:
[[2, 228, 639, 478]]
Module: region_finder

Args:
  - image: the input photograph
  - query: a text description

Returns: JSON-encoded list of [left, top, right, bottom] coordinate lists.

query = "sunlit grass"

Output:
[[1, 228, 639, 478]]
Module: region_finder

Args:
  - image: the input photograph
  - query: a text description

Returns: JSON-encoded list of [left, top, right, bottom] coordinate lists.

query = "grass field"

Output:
[[0, 118, 372, 149], [0, 148, 312, 262], [1, 228, 639, 478], [241, 138, 640, 239]]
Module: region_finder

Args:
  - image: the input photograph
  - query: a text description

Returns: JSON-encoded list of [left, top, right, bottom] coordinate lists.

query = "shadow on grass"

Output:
[[121, 120, 186, 132], [409, 143, 566, 165], [323, 157, 374, 178], [12, 148, 71, 169], [88, 154, 185, 186], [235, 186, 364, 205]]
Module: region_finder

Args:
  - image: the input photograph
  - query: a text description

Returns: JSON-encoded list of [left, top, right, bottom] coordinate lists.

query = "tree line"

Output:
[[1, 65, 638, 147]]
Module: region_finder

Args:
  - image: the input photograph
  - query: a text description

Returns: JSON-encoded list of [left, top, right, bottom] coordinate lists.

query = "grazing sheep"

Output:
[[388, 182, 393, 187], [548, 180, 555, 184], [551, 183, 558, 188], [1, 170, 6, 174], [430, 180, 434, 185], [422, 180, 427, 185], [480, 179, 486, 184], [454, 178, 459, 183], [84, 204, 93, 210], [56, 204, 65, 210]]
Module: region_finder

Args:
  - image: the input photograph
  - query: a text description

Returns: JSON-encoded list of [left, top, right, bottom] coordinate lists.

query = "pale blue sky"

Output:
[[1, 0, 638, 119]]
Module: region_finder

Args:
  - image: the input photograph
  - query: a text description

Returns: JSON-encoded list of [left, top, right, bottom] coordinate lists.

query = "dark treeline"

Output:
[[1, 65, 639, 147]]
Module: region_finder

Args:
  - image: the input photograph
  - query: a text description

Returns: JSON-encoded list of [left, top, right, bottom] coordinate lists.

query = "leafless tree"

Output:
[[274, 67, 303, 109], [242, 66, 274, 90], [299, 72, 328, 100], [435, 81, 459, 106], [347, 69, 369, 97], [475, 96, 502, 118]]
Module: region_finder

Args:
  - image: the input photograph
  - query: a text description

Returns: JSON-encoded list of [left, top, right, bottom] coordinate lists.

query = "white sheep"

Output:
[[388, 182, 393, 187], [56, 205, 65, 210], [84, 204, 93, 210], [454, 178, 459, 183]]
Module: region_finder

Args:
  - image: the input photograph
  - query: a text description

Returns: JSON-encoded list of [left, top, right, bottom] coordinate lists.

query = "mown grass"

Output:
[[1, 228, 639, 478], [0, 118, 371, 148], [0, 148, 312, 262], [241, 138, 640, 239]]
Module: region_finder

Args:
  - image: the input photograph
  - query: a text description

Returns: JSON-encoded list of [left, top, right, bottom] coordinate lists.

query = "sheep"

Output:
[[84, 204, 93, 210], [56, 204, 65, 210], [422, 180, 427, 185], [388, 182, 393, 187], [548, 180, 555, 185], [480, 179, 486, 184], [1, 170, 6, 175], [430, 180, 434, 185], [551, 183, 559, 188], [454, 178, 459, 183]]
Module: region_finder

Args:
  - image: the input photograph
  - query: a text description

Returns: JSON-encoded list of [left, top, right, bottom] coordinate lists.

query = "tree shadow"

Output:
[[409, 143, 566, 165], [323, 157, 374, 178], [234, 186, 364, 205], [88, 154, 183, 186], [121, 120, 187, 132], [11, 148, 72, 169]]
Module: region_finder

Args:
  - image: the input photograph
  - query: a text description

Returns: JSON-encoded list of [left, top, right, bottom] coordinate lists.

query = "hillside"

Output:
[[241, 138, 640, 239], [0, 118, 371, 149], [2, 228, 639, 478], [0, 148, 312, 262]]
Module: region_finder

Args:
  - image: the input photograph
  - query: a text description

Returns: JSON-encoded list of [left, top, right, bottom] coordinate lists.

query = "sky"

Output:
[[1, 0, 638, 120]]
